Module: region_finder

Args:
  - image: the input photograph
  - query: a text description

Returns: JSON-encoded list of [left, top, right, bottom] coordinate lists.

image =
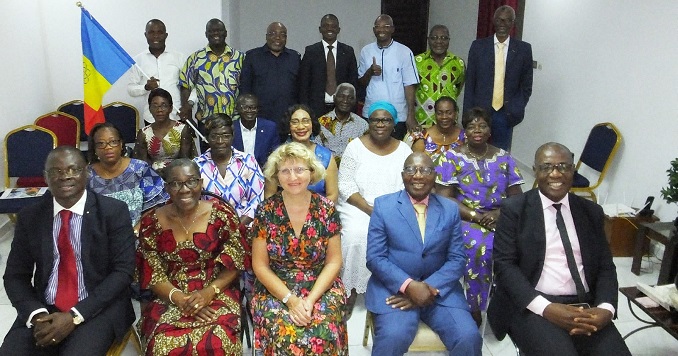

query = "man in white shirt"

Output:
[[232, 94, 280, 168]]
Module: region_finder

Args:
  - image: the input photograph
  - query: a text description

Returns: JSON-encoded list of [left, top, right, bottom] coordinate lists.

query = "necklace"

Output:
[[174, 205, 200, 235], [466, 142, 489, 160]]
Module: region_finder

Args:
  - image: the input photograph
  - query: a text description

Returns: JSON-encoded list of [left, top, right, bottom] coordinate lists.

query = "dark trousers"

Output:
[[392, 122, 408, 140], [490, 109, 513, 151]]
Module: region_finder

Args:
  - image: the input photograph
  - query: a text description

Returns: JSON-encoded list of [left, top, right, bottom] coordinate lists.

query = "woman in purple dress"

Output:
[[435, 107, 524, 326]]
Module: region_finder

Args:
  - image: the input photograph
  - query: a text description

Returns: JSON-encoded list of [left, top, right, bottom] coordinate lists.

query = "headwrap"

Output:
[[367, 101, 397, 123]]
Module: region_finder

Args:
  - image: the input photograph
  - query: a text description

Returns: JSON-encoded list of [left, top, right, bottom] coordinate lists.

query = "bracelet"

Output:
[[469, 210, 477, 222], [282, 291, 293, 304], [210, 284, 221, 295], [168, 288, 181, 305]]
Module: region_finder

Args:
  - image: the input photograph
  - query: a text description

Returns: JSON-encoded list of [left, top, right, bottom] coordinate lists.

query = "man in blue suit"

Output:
[[463, 5, 533, 151], [232, 93, 280, 167], [366, 152, 482, 355]]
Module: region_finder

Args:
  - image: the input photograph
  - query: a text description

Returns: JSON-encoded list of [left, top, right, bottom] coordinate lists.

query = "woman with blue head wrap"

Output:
[[336, 100, 413, 319]]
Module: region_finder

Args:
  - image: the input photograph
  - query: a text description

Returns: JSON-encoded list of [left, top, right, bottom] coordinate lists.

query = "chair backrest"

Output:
[[103, 102, 139, 145], [4, 125, 57, 187], [34, 112, 81, 148], [58, 100, 87, 142], [576, 122, 621, 174]]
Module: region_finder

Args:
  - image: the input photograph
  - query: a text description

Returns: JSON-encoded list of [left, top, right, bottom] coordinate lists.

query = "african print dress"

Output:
[[436, 148, 523, 312], [137, 201, 250, 355], [250, 193, 348, 355], [141, 121, 186, 171], [411, 128, 465, 163]]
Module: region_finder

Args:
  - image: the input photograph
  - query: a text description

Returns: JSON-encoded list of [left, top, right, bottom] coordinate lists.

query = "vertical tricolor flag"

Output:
[[80, 7, 134, 134]]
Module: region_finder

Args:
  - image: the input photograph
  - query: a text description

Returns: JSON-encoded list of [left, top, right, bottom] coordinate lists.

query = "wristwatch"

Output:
[[70, 310, 84, 326], [469, 211, 477, 222], [282, 291, 293, 304]]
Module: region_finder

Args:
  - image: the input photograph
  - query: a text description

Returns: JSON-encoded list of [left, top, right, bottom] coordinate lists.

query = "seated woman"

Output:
[[134, 88, 196, 177], [251, 142, 347, 355], [412, 96, 465, 162], [337, 101, 412, 317], [194, 113, 265, 226], [137, 159, 250, 355], [265, 104, 339, 202], [87, 122, 168, 227], [435, 107, 524, 326]]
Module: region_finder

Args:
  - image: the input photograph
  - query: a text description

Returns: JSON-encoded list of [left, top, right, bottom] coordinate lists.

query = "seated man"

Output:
[[366, 152, 482, 355], [1, 146, 136, 355], [488, 142, 631, 355], [232, 93, 280, 168]]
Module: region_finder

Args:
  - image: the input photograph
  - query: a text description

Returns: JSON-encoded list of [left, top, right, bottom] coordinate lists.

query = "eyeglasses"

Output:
[[45, 167, 84, 178], [208, 133, 233, 142], [290, 118, 312, 127], [369, 117, 393, 125], [94, 139, 122, 149], [373, 25, 393, 30], [536, 163, 575, 174], [266, 32, 287, 39], [239, 105, 257, 112], [278, 167, 311, 176], [166, 178, 201, 191], [428, 36, 450, 41], [403, 166, 435, 176], [150, 103, 171, 111]]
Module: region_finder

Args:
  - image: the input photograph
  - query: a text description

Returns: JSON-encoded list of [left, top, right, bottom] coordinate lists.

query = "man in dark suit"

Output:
[[488, 142, 631, 355], [299, 14, 358, 119], [1, 146, 136, 355], [232, 93, 280, 167], [463, 5, 533, 151], [366, 152, 481, 355]]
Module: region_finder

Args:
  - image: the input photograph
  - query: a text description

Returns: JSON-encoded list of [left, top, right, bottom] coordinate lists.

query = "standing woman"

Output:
[[134, 88, 197, 177], [435, 107, 524, 326], [137, 159, 249, 355], [87, 122, 168, 227], [265, 104, 339, 203], [337, 101, 412, 317], [251, 142, 347, 355], [411, 96, 465, 162]]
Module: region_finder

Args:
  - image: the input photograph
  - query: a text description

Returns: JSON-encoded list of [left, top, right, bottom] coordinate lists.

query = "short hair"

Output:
[[494, 5, 516, 21], [263, 142, 326, 187], [375, 14, 394, 26], [46, 146, 86, 170], [429, 24, 449, 36], [434, 96, 458, 112], [321, 14, 339, 25], [145, 19, 165, 32], [206, 18, 225, 31], [334, 83, 356, 96], [87, 122, 124, 163], [461, 107, 492, 128], [165, 158, 200, 178], [148, 87, 173, 106], [203, 113, 233, 135], [534, 142, 573, 165], [280, 104, 320, 137], [236, 93, 258, 107]]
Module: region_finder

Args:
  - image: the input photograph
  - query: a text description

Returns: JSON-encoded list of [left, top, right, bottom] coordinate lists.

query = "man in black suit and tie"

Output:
[[299, 14, 358, 119], [463, 5, 533, 151], [232, 93, 280, 167], [488, 142, 631, 355], [1, 146, 136, 355]]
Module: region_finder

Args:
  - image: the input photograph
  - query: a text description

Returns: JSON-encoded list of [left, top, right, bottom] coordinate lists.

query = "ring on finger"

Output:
[[52, 338, 56, 343], [194, 304, 200, 309]]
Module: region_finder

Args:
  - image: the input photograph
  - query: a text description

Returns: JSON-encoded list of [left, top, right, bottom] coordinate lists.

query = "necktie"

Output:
[[413, 203, 426, 242], [553, 203, 587, 302], [492, 42, 505, 111], [55, 210, 78, 311], [326, 45, 337, 95]]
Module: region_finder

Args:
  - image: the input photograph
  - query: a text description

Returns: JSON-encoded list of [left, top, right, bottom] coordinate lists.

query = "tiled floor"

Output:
[[0, 227, 677, 355]]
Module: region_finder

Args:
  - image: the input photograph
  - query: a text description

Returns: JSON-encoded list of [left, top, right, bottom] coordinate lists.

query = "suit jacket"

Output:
[[299, 41, 358, 118], [232, 117, 280, 167], [463, 36, 533, 126], [365, 190, 468, 314], [3, 190, 136, 340], [487, 189, 618, 340]]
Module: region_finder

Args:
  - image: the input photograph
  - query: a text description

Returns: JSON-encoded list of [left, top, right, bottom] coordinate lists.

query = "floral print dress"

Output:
[[141, 121, 186, 171], [250, 193, 348, 355]]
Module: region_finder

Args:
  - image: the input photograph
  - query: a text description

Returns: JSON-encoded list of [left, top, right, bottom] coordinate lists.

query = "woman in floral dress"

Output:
[[137, 159, 250, 355], [435, 107, 524, 326], [251, 142, 347, 355]]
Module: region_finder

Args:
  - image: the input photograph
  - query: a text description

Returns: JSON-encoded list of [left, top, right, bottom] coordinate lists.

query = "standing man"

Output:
[[1, 146, 136, 355], [128, 19, 188, 126], [299, 14, 358, 119], [366, 152, 482, 355], [358, 14, 419, 140], [313, 83, 367, 164], [232, 93, 280, 167], [179, 18, 244, 148], [488, 142, 631, 355], [463, 5, 533, 151], [414, 25, 465, 128], [240, 22, 301, 127]]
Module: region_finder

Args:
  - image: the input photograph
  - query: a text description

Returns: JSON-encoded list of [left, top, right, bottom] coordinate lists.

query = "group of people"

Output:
[[0, 5, 632, 356]]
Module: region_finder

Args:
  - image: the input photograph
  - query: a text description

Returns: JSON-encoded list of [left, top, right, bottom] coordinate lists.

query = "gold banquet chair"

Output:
[[3, 125, 57, 188], [363, 311, 447, 352], [570, 122, 622, 203]]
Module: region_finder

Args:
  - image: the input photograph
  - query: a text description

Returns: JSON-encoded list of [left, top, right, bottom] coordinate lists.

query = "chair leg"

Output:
[[362, 312, 372, 346]]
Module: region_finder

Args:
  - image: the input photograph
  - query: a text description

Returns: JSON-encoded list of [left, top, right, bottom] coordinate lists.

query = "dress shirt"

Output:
[[239, 119, 258, 156], [27, 191, 88, 327], [527, 192, 614, 316], [358, 40, 420, 122], [128, 49, 186, 123], [414, 50, 465, 127], [322, 40, 338, 103], [494, 35, 510, 64], [312, 110, 368, 159], [399, 194, 430, 293]]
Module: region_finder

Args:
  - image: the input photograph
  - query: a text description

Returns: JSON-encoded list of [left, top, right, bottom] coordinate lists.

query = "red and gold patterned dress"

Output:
[[137, 201, 250, 355], [250, 193, 348, 355]]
